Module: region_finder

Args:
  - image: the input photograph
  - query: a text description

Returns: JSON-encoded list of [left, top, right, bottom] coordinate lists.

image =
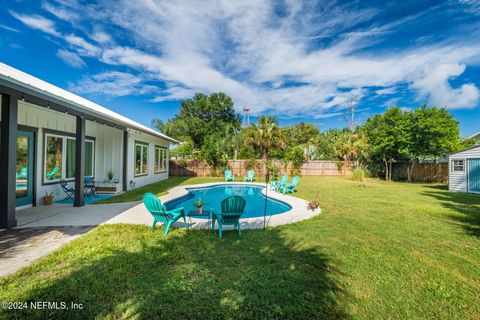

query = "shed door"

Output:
[[468, 159, 480, 193]]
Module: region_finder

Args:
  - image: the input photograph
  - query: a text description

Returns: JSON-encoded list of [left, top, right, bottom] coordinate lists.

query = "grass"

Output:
[[1, 177, 480, 319], [95, 176, 222, 203]]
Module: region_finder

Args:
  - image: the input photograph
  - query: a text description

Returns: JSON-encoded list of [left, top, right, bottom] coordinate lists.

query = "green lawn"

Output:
[[1, 177, 479, 319], [95, 176, 223, 203]]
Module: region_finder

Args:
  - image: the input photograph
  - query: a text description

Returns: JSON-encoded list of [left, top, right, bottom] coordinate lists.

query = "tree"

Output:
[[243, 116, 283, 173], [167, 92, 240, 148], [200, 134, 227, 175], [362, 107, 412, 181], [281, 122, 320, 160], [406, 106, 463, 181], [219, 123, 242, 160], [285, 146, 305, 175], [334, 129, 368, 167], [151, 118, 166, 134], [313, 129, 343, 160]]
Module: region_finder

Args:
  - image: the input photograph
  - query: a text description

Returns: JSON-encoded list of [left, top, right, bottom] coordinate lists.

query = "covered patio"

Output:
[[0, 63, 176, 230]]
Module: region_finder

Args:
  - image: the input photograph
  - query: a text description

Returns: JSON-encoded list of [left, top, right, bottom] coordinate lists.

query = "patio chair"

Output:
[[281, 176, 300, 195], [271, 175, 288, 191], [224, 169, 235, 182], [84, 176, 96, 196], [244, 169, 255, 182], [46, 167, 59, 180], [142, 192, 187, 235], [212, 195, 246, 239], [59, 179, 75, 201], [16, 167, 28, 180]]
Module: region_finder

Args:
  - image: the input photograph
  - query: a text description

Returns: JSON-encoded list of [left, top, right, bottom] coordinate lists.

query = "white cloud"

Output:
[[64, 34, 100, 56], [10, 11, 60, 36], [42, 2, 79, 21], [0, 24, 20, 33], [90, 30, 112, 44], [69, 71, 158, 97], [11, 1, 480, 116], [375, 87, 396, 95], [412, 63, 480, 109], [56, 49, 86, 68]]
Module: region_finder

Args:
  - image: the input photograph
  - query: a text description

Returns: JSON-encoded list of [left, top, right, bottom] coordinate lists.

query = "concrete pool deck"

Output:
[[149, 182, 321, 229], [13, 182, 320, 230]]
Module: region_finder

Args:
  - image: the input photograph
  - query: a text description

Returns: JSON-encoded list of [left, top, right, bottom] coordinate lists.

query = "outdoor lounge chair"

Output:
[[224, 169, 235, 182], [271, 175, 288, 191], [59, 179, 75, 201], [142, 192, 186, 235], [212, 195, 246, 239], [244, 169, 255, 182], [46, 167, 59, 180], [281, 176, 300, 195]]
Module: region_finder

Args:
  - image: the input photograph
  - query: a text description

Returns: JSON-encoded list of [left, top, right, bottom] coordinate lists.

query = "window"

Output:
[[45, 135, 63, 181], [135, 142, 148, 176], [44, 133, 95, 183], [65, 139, 95, 178], [451, 160, 465, 172], [155, 146, 168, 173]]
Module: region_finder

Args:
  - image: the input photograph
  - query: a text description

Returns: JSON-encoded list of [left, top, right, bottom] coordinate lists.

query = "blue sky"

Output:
[[1, 0, 479, 136]]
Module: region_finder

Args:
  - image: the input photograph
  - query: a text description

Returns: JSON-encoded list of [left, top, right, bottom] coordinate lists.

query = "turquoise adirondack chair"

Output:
[[212, 196, 246, 239], [271, 175, 288, 191], [281, 176, 300, 195], [16, 167, 28, 180], [244, 169, 255, 182], [224, 169, 235, 182], [46, 167, 59, 180], [142, 192, 186, 235]]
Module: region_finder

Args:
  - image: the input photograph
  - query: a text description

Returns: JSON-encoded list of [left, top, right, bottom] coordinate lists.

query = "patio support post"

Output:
[[0, 93, 18, 228], [74, 115, 85, 207], [122, 130, 128, 191]]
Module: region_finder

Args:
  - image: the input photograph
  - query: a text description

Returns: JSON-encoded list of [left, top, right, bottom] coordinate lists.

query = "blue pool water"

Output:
[[164, 184, 291, 218]]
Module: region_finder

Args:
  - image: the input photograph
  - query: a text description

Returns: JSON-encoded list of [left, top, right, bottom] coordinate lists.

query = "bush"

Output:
[[285, 146, 305, 175], [351, 168, 370, 182]]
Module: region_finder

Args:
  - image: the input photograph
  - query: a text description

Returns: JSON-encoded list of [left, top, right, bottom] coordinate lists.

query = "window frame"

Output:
[[43, 131, 95, 185], [134, 141, 149, 177], [451, 159, 465, 172], [154, 145, 168, 174]]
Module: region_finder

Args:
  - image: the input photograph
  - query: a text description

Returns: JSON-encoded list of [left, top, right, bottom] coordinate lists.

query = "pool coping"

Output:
[[159, 182, 321, 230]]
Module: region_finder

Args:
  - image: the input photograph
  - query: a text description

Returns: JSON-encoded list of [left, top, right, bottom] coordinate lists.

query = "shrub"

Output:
[[285, 146, 305, 175], [351, 167, 370, 182]]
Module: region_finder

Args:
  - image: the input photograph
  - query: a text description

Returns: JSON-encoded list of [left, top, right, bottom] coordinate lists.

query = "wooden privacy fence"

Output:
[[169, 159, 351, 177], [392, 162, 448, 183]]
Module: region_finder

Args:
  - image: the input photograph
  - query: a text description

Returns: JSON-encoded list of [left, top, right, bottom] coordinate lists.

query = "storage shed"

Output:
[[448, 145, 480, 193]]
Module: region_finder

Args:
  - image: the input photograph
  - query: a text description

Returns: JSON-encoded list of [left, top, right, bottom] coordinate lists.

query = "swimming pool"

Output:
[[164, 184, 292, 218]]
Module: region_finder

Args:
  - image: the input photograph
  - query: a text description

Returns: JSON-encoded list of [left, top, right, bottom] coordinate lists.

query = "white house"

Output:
[[0, 63, 178, 229], [467, 131, 480, 141], [448, 145, 480, 194]]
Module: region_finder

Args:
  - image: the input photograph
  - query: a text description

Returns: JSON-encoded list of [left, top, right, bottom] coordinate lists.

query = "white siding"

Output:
[[448, 146, 480, 193], [127, 130, 169, 190]]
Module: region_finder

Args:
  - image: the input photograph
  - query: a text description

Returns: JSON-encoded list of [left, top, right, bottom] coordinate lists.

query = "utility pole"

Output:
[[350, 97, 356, 131]]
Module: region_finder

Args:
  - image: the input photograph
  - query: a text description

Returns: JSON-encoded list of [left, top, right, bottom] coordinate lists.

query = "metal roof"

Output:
[[467, 131, 480, 140], [0, 62, 178, 143]]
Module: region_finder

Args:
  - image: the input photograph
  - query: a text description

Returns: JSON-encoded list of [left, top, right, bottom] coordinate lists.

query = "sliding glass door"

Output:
[[16, 130, 34, 207]]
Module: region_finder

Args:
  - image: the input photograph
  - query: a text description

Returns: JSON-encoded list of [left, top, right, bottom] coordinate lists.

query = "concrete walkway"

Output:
[[1, 182, 320, 277], [0, 226, 92, 277]]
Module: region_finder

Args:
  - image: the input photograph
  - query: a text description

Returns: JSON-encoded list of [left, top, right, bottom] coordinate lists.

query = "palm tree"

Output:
[[243, 116, 282, 173], [151, 118, 166, 134], [219, 123, 242, 160]]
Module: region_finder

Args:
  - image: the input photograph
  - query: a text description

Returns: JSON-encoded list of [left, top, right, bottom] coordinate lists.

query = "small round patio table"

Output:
[[186, 210, 213, 229]]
